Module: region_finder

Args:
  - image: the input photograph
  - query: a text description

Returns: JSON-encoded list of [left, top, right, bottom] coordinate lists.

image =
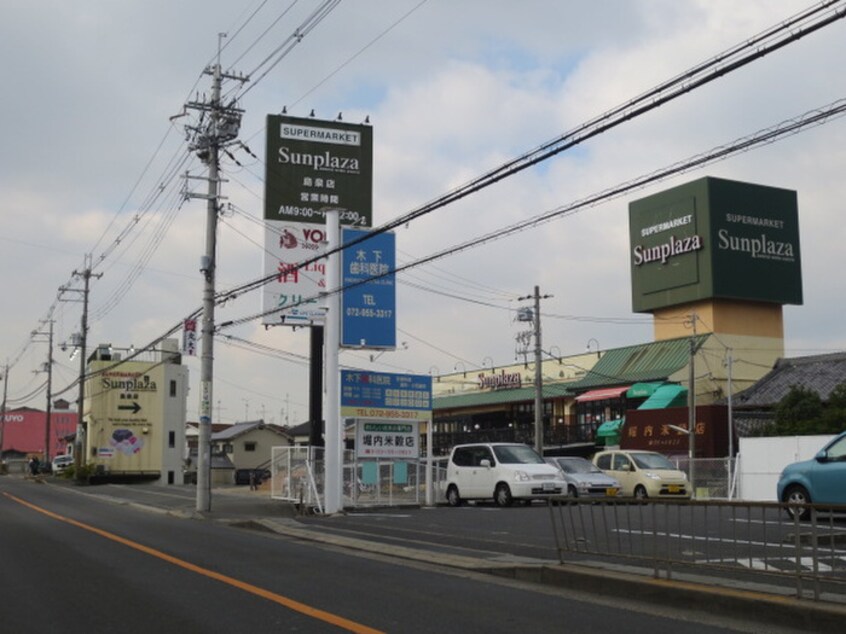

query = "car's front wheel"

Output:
[[446, 485, 463, 507], [494, 483, 513, 507], [568, 484, 579, 498], [783, 484, 811, 521], [634, 485, 648, 500]]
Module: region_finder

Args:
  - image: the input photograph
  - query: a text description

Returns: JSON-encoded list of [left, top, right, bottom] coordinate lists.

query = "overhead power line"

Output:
[[214, 95, 846, 330]]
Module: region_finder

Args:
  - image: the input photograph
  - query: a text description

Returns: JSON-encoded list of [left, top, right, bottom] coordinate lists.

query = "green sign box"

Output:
[[264, 114, 373, 227], [629, 176, 802, 312]]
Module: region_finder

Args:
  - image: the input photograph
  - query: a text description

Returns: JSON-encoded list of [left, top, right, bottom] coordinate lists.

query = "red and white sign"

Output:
[[182, 319, 197, 356], [262, 221, 328, 326]]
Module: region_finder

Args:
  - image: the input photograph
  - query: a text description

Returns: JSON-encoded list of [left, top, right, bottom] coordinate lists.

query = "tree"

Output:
[[771, 385, 823, 435]]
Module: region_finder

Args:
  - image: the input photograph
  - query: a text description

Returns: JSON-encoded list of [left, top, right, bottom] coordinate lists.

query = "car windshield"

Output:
[[557, 459, 601, 474], [632, 453, 676, 470], [493, 445, 544, 464]]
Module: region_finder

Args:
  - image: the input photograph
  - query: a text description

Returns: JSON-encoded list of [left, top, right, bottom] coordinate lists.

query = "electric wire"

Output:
[[14, 3, 846, 405], [214, 96, 846, 329]]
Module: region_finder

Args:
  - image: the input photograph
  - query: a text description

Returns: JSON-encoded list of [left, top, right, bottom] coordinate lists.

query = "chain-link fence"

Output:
[[270, 446, 449, 512], [669, 456, 738, 499]]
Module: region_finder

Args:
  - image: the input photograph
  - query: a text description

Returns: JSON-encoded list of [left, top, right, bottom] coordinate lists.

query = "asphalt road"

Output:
[[0, 475, 801, 633]]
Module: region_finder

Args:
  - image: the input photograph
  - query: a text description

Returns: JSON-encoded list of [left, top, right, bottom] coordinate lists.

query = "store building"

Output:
[[82, 339, 188, 484], [432, 176, 802, 458]]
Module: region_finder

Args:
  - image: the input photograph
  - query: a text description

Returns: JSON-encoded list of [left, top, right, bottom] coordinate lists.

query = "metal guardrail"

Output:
[[548, 498, 846, 602]]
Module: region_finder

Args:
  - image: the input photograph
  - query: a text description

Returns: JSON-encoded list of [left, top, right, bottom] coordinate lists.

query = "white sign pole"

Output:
[[426, 421, 433, 506], [324, 209, 342, 514]]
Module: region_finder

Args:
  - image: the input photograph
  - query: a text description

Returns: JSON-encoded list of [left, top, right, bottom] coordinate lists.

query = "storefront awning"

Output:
[[627, 382, 665, 399], [638, 384, 688, 410], [574, 385, 631, 403], [596, 418, 625, 437]]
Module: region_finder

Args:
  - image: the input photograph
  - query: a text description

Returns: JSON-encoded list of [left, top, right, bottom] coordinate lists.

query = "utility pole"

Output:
[[60, 255, 101, 479], [726, 349, 735, 500], [0, 361, 8, 466], [518, 286, 551, 455], [33, 319, 55, 463], [184, 35, 245, 512], [687, 312, 697, 499]]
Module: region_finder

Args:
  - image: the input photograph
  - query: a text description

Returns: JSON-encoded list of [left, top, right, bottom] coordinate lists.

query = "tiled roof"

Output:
[[212, 420, 291, 441], [734, 352, 846, 408]]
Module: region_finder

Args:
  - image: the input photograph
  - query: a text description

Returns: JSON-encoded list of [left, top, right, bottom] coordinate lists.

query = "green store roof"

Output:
[[566, 335, 710, 391], [434, 382, 571, 410], [432, 335, 710, 410]]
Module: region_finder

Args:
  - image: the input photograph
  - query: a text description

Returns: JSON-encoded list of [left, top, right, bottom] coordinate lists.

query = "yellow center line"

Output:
[[3, 492, 384, 634]]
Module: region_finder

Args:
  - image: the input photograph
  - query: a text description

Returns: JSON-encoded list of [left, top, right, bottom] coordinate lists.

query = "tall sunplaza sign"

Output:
[[629, 177, 802, 312], [262, 114, 373, 325]]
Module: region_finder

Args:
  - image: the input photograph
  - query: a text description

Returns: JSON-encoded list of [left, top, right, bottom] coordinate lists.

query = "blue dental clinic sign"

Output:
[[341, 228, 396, 348]]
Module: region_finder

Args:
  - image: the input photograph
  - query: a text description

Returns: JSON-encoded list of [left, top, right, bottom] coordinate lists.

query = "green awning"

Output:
[[638, 384, 688, 410], [596, 418, 625, 437], [627, 382, 665, 399]]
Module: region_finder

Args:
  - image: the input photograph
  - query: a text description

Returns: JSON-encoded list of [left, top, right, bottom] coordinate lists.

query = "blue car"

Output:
[[776, 431, 846, 520]]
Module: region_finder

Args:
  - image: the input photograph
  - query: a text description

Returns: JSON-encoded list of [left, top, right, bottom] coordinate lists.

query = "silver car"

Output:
[[546, 456, 621, 498]]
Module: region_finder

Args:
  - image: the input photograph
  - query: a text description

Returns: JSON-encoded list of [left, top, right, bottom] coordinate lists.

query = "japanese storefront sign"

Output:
[[355, 421, 419, 459]]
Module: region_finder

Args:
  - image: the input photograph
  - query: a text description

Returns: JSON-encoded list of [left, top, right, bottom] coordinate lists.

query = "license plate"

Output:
[[543, 482, 555, 491], [667, 485, 681, 493], [606, 488, 618, 497]]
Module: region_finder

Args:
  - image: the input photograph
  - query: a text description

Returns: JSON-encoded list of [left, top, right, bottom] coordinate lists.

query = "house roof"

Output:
[[211, 420, 291, 441], [734, 352, 846, 408], [287, 421, 312, 437]]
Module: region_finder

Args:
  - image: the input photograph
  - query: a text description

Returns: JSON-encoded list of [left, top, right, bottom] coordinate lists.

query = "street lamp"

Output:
[[587, 338, 601, 357], [482, 356, 494, 372], [548, 345, 562, 363], [454, 362, 466, 377]]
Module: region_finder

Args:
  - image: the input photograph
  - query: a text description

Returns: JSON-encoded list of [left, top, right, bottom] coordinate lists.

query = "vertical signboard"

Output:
[[182, 319, 197, 357], [341, 228, 396, 348], [341, 370, 433, 460], [263, 114, 373, 325]]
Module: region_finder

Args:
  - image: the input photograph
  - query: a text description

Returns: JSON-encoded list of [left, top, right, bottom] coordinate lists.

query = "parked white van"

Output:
[[445, 443, 566, 507], [51, 454, 74, 474]]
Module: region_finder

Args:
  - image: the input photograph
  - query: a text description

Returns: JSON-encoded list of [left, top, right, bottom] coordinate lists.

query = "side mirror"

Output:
[[480, 459, 492, 468], [815, 450, 829, 463], [620, 463, 631, 472]]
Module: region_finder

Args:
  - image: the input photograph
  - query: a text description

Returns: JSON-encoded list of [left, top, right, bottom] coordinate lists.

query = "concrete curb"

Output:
[[250, 517, 846, 631]]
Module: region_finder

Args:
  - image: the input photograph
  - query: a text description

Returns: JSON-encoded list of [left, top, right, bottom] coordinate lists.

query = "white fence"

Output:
[[270, 446, 449, 512], [736, 434, 835, 501], [269, 435, 835, 510]]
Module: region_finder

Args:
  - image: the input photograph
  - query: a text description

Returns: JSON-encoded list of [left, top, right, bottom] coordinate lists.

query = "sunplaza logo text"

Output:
[[717, 229, 796, 262], [276, 146, 360, 174], [102, 373, 157, 392], [632, 234, 704, 266], [479, 371, 522, 390]]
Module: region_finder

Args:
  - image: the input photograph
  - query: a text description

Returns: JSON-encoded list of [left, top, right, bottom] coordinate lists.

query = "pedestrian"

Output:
[[29, 456, 39, 476], [249, 469, 257, 491]]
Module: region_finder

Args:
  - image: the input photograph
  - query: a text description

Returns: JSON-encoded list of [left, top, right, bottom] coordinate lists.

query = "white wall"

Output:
[[737, 435, 834, 501]]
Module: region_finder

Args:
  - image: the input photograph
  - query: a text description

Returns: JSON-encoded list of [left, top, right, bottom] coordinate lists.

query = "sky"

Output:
[[2, 0, 845, 426]]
